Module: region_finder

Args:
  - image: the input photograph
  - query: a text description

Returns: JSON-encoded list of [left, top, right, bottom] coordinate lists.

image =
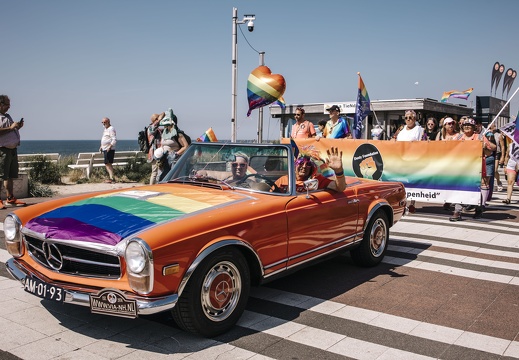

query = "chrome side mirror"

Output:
[[303, 179, 319, 198]]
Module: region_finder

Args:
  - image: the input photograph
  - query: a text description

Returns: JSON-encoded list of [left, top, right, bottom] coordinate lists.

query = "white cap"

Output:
[[154, 147, 164, 159]]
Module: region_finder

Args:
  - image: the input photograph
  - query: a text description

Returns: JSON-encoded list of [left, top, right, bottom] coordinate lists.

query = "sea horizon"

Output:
[[17, 139, 256, 157], [18, 140, 140, 157]]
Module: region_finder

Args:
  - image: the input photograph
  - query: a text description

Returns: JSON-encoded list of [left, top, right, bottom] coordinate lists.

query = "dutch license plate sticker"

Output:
[[90, 288, 137, 318], [24, 277, 64, 303]]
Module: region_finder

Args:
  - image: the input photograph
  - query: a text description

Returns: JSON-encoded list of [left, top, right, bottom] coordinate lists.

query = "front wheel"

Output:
[[350, 211, 389, 267], [172, 247, 250, 337]]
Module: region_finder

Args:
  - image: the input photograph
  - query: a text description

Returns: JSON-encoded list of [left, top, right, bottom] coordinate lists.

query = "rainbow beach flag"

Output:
[[197, 127, 218, 142], [440, 88, 473, 103]]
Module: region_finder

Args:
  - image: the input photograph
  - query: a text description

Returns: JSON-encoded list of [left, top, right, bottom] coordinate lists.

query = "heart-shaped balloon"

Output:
[[247, 65, 286, 116]]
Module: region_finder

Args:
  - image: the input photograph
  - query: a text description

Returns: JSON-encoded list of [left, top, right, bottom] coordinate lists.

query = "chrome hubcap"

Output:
[[201, 261, 241, 322], [370, 218, 387, 257]]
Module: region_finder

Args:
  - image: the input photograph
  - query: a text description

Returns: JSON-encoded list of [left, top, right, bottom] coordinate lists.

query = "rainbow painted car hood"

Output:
[[25, 186, 245, 246]]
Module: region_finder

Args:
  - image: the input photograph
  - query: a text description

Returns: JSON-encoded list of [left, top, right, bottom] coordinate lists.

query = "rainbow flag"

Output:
[[24, 188, 241, 245], [275, 96, 286, 109], [197, 127, 218, 142], [353, 73, 371, 139], [440, 88, 473, 102]]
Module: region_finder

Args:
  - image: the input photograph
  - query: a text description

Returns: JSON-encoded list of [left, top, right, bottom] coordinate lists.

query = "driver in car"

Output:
[[224, 152, 262, 189], [275, 147, 346, 193]]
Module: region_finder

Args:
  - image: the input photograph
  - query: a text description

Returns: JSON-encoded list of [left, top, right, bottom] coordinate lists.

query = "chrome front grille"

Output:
[[24, 235, 121, 279]]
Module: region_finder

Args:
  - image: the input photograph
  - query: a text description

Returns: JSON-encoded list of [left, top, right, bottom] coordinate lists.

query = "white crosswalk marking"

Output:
[[2, 205, 519, 359], [247, 287, 517, 356]]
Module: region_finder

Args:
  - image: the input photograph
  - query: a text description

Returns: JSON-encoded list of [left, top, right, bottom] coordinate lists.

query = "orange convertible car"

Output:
[[4, 143, 406, 337]]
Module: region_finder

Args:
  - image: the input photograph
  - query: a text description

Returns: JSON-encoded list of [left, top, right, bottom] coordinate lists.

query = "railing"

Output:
[[68, 151, 145, 178], [18, 153, 61, 173]]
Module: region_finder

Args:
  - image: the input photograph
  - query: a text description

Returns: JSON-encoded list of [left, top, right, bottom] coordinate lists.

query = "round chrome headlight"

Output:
[[4, 216, 19, 241], [125, 241, 146, 274]]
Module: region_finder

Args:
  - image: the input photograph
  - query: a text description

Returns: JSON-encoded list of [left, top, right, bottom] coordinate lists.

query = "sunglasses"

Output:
[[232, 163, 247, 168], [294, 114, 302, 117], [405, 116, 414, 120]]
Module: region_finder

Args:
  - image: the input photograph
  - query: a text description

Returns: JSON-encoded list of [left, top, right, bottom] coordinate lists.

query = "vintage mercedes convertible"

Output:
[[4, 142, 406, 337]]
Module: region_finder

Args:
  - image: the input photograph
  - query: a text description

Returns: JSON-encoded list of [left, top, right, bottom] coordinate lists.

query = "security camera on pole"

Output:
[[231, 7, 255, 142]]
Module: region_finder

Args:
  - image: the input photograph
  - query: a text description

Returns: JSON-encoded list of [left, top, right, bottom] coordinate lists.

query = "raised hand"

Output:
[[325, 147, 343, 173]]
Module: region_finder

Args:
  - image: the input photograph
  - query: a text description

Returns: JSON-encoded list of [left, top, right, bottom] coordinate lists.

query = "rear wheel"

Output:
[[172, 247, 250, 337], [351, 211, 389, 267]]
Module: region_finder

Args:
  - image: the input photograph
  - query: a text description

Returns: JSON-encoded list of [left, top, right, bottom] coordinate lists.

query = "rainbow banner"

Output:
[[197, 127, 218, 142], [24, 187, 242, 245], [353, 73, 370, 139], [440, 88, 474, 102], [286, 138, 483, 205]]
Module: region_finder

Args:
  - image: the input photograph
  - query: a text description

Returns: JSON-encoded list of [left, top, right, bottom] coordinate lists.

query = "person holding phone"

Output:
[[0, 95, 26, 208]]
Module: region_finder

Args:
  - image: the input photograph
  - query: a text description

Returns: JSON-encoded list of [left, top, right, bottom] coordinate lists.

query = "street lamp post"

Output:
[[257, 51, 265, 143], [231, 7, 255, 142]]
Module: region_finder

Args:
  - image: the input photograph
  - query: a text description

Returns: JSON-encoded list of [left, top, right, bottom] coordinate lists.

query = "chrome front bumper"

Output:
[[5, 258, 178, 316]]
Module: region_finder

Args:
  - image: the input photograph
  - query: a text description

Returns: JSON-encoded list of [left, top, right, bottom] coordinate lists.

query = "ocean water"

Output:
[[18, 140, 140, 157]]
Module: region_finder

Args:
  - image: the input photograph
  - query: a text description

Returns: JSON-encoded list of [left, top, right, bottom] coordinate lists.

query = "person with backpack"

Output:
[[154, 110, 189, 182], [146, 112, 164, 184]]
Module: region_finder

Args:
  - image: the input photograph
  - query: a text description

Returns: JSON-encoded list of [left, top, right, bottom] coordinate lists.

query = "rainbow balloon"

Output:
[[247, 65, 286, 116]]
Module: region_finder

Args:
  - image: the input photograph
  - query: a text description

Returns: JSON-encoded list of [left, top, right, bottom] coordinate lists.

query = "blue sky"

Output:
[[3, 0, 519, 141]]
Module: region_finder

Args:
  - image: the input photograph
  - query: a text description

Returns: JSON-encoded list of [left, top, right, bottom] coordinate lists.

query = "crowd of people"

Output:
[[389, 110, 518, 221], [1, 93, 517, 221], [289, 105, 518, 221]]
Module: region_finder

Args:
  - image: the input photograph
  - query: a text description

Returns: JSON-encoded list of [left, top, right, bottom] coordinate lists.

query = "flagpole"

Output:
[[485, 86, 519, 131]]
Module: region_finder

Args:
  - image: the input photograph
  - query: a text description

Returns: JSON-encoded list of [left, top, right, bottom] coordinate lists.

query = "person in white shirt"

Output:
[[395, 110, 425, 141], [99, 117, 117, 183]]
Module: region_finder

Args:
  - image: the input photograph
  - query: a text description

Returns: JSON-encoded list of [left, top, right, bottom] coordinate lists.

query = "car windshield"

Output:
[[161, 143, 292, 194]]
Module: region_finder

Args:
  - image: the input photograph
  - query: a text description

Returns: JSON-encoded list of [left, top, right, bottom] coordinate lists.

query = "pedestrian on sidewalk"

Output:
[[99, 117, 117, 183], [0, 95, 26, 208], [450, 117, 496, 221], [502, 143, 518, 204]]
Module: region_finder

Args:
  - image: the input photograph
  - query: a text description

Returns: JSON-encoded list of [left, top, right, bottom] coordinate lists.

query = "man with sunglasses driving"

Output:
[[228, 152, 249, 183]]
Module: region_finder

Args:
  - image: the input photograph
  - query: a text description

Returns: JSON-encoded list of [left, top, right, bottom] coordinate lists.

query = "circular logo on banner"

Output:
[[352, 144, 384, 180]]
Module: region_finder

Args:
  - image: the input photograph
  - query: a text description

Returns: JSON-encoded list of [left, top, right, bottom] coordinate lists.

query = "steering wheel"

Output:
[[241, 173, 281, 193]]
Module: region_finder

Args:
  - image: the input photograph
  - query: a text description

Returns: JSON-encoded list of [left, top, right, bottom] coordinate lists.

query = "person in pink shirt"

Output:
[[291, 107, 316, 139]]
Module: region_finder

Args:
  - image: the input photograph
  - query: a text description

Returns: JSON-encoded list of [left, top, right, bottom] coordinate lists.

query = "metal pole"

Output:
[[231, 7, 238, 142], [257, 52, 265, 143]]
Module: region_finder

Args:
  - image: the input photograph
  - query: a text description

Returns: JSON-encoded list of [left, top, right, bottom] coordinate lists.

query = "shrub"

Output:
[[27, 156, 62, 184], [114, 157, 151, 183], [28, 178, 54, 197]]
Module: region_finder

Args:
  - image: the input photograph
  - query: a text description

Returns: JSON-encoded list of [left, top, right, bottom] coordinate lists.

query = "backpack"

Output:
[[175, 129, 192, 145], [138, 127, 149, 152]]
